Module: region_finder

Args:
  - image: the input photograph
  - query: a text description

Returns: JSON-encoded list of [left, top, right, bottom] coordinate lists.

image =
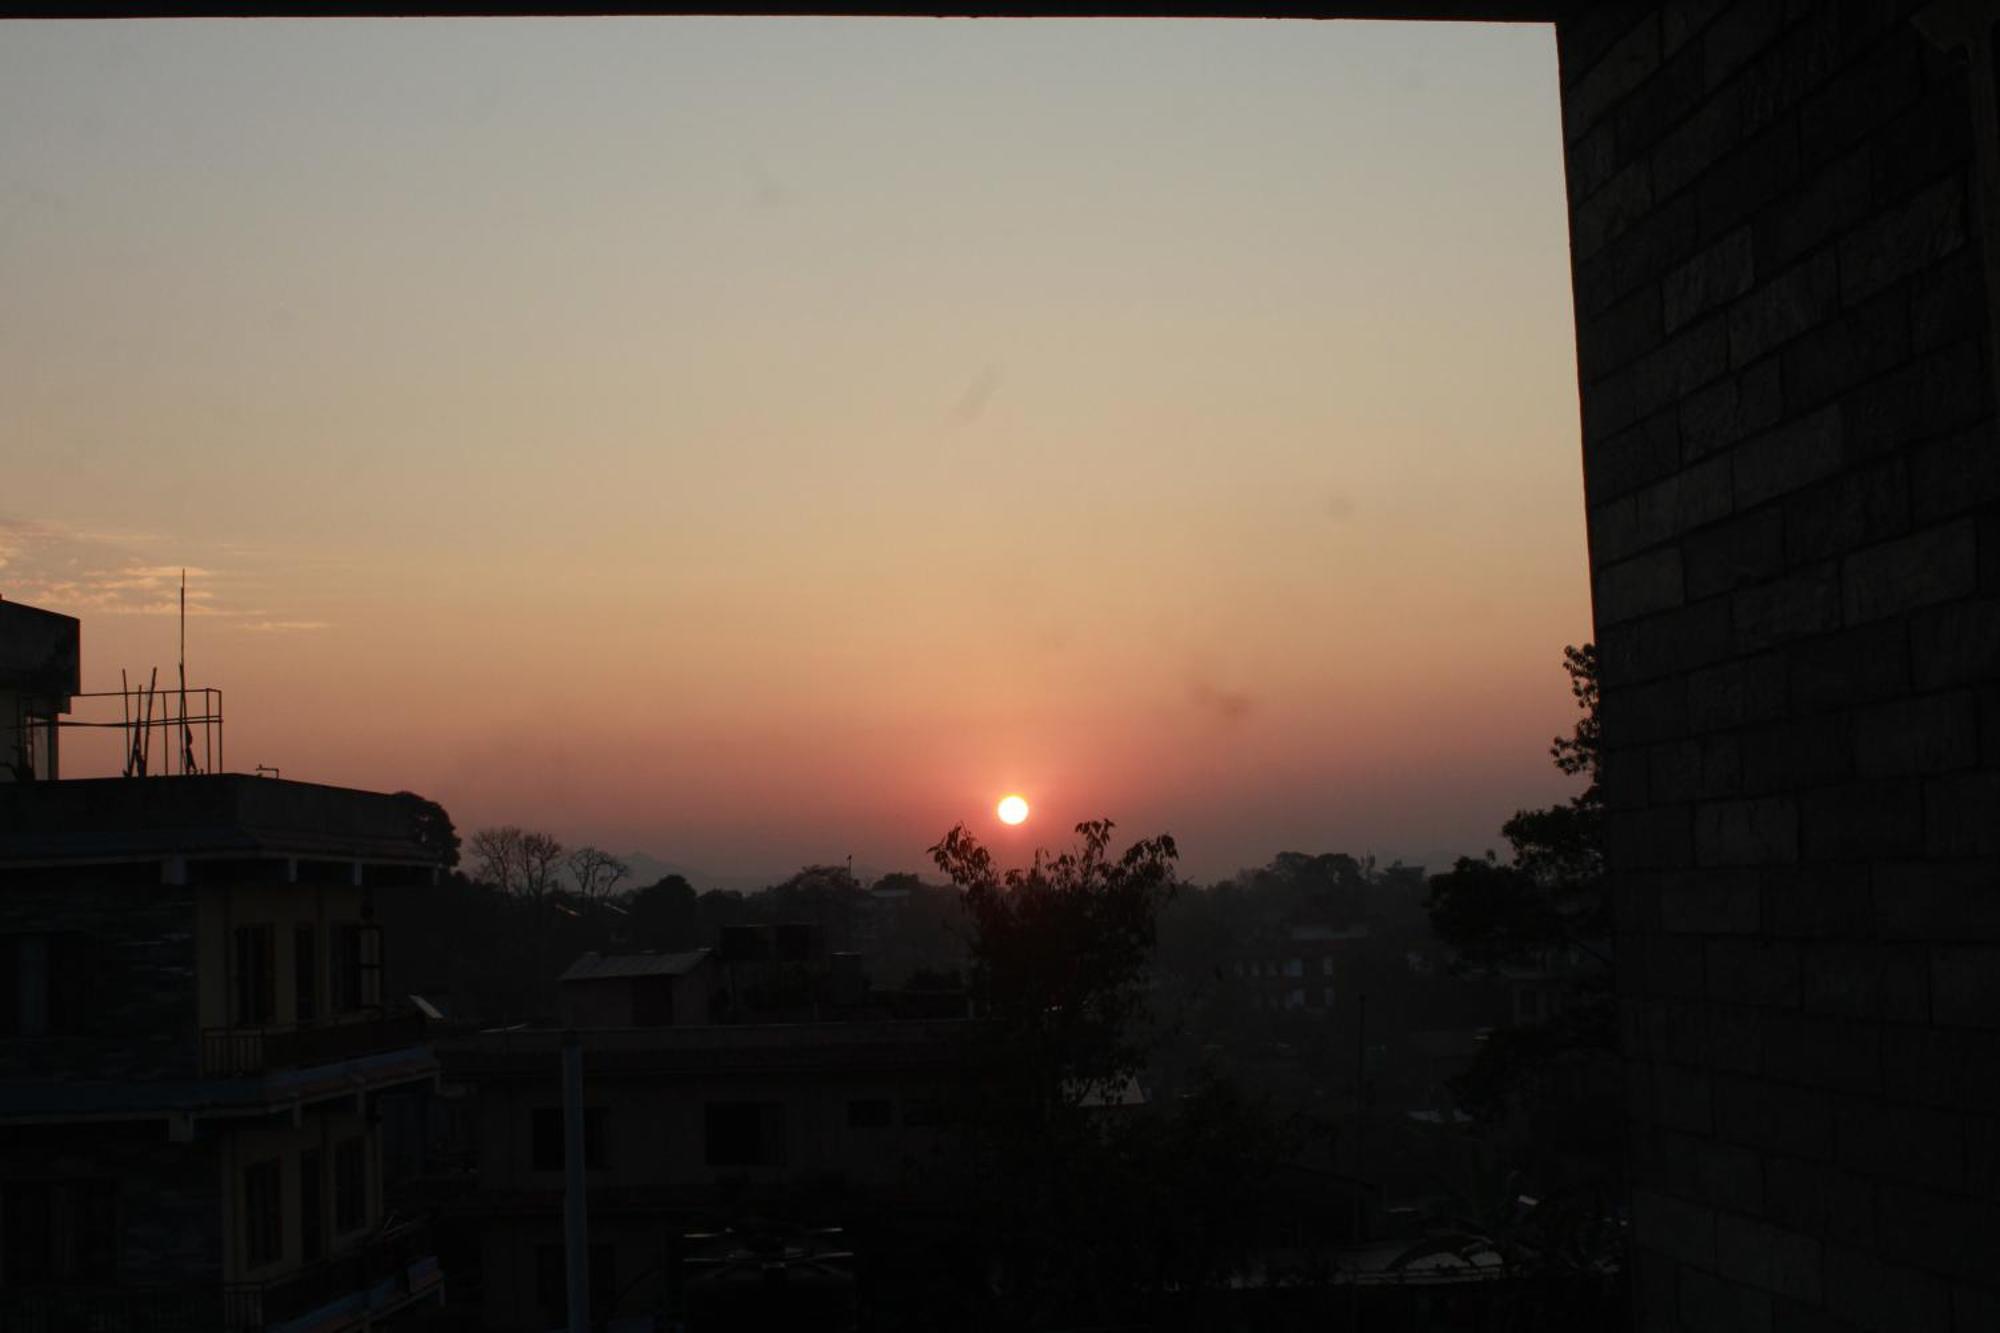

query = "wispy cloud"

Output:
[[0, 518, 57, 571], [5, 559, 220, 617], [0, 517, 325, 632]]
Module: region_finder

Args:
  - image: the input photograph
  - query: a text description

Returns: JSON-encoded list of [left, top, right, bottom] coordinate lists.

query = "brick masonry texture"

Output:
[[1561, 3, 1999, 1329], [0, 873, 198, 1081], [0, 1129, 222, 1287]]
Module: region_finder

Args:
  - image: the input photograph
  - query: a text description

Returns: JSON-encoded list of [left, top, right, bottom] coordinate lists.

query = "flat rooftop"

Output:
[[0, 773, 441, 865], [561, 950, 713, 982], [0, 599, 81, 697], [0, 1044, 439, 1124]]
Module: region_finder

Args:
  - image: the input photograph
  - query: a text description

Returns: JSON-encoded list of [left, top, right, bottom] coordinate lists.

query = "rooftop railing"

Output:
[[0, 1222, 440, 1333], [200, 1012, 426, 1076], [0, 1285, 222, 1333]]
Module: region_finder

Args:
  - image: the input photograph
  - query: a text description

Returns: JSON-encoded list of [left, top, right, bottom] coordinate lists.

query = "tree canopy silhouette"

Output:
[[930, 818, 1177, 1108], [394, 791, 460, 869], [468, 825, 565, 900], [923, 820, 1304, 1321], [628, 874, 698, 951], [1421, 643, 1621, 1272], [1426, 643, 1605, 972]]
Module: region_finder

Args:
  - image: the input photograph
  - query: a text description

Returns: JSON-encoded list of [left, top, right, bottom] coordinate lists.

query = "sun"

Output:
[[996, 794, 1030, 826]]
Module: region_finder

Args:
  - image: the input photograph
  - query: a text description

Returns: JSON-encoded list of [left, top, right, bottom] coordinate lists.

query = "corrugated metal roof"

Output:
[[560, 949, 711, 982]]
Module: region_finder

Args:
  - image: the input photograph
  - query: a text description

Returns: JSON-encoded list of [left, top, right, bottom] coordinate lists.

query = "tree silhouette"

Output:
[[1422, 643, 1621, 1274], [628, 874, 698, 951], [1427, 643, 1605, 971], [393, 791, 460, 869], [759, 862, 865, 951], [468, 825, 522, 894], [930, 818, 1177, 1109], [926, 820, 1239, 1324], [469, 825, 566, 902], [565, 845, 629, 905]]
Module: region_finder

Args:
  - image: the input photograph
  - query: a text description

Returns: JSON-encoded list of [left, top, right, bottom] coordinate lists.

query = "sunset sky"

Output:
[[2, 18, 1589, 884]]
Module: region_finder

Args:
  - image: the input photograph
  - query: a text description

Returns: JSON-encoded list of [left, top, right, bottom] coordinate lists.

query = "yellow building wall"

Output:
[[218, 1104, 381, 1286], [194, 871, 372, 1033]]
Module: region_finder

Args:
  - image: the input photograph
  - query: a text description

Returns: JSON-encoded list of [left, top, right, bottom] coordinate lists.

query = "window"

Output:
[[535, 1243, 616, 1316], [1322, 956, 1334, 976], [847, 1098, 893, 1130], [328, 923, 382, 1013], [704, 1102, 786, 1167], [1286, 988, 1305, 1010], [531, 1107, 607, 1172], [901, 1097, 947, 1128], [1322, 986, 1335, 1009], [330, 925, 361, 1013], [0, 1180, 116, 1285], [332, 1138, 366, 1234], [298, 1149, 323, 1262], [294, 926, 318, 1025], [1284, 957, 1304, 978], [0, 934, 93, 1037], [233, 926, 276, 1026], [361, 924, 382, 1007], [243, 1159, 283, 1269]]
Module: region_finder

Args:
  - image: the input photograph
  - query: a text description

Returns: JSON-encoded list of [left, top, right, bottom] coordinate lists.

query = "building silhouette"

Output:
[[0, 600, 448, 1331], [438, 931, 970, 1331]]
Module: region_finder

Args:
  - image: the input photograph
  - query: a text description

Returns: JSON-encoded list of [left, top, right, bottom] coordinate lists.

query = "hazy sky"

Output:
[[2, 18, 1588, 883]]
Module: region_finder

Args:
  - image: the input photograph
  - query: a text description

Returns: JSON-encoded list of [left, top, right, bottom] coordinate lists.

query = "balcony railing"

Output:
[[0, 1285, 222, 1333], [0, 1224, 440, 1333], [224, 1218, 441, 1331], [200, 1012, 427, 1076]]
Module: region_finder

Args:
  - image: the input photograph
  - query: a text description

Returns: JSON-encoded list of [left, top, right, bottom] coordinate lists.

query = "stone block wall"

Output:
[[0, 1123, 222, 1286], [1558, 3, 2000, 1329], [0, 865, 198, 1082]]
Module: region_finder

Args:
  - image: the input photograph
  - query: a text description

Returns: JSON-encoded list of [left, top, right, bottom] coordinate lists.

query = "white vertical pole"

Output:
[[562, 1031, 590, 1333]]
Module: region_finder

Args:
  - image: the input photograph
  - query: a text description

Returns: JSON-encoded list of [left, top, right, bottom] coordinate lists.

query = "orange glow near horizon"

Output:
[[1, 19, 1591, 883]]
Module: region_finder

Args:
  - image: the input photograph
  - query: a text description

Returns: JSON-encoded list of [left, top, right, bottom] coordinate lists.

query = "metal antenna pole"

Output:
[[120, 669, 132, 777], [141, 668, 158, 776], [179, 570, 193, 775]]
